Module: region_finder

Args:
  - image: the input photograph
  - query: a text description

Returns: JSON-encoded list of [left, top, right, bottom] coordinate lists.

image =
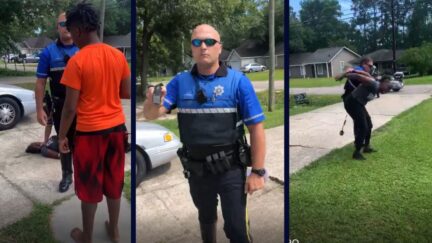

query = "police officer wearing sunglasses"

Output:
[[144, 24, 266, 243], [35, 12, 79, 193]]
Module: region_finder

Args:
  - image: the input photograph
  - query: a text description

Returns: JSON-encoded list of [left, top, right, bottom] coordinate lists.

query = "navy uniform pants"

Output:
[[344, 96, 373, 151], [188, 165, 252, 243]]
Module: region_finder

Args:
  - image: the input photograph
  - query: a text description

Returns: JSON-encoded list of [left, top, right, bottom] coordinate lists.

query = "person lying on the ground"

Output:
[[25, 135, 60, 159]]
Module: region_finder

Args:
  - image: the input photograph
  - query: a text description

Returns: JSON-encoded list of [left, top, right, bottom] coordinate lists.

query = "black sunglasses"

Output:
[[58, 21, 66, 27], [191, 38, 220, 47]]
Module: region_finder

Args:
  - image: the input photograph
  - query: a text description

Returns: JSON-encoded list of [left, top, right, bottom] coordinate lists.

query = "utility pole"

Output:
[[268, 0, 275, 112], [99, 0, 106, 42], [391, 0, 396, 73]]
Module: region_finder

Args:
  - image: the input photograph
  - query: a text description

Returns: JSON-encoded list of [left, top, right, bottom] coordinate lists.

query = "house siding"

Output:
[[289, 66, 302, 78], [330, 50, 359, 77], [228, 52, 242, 71]]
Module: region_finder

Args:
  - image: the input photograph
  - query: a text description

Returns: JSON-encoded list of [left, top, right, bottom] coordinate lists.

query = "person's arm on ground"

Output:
[[35, 78, 48, 126], [245, 122, 266, 195], [143, 86, 169, 120], [58, 87, 79, 153], [120, 75, 131, 99]]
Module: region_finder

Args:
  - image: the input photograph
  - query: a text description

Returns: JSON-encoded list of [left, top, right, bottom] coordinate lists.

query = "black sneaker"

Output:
[[363, 146, 377, 153], [353, 151, 366, 160]]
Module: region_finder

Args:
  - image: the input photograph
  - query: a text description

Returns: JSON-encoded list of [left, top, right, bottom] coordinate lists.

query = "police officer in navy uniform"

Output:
[[35, 12, 79, 193], [144, 24, 266, 243]]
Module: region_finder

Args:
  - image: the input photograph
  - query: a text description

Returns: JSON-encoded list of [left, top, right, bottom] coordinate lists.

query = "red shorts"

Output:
[[73, 126, 127, 203]]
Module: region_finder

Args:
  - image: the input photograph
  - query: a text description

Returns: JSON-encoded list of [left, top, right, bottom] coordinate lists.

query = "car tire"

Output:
[[136, 149, 148, 187], [0, 97, 21, 131]]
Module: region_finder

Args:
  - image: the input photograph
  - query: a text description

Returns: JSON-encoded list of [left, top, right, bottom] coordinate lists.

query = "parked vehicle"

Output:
[[136, 121, 181, 187], [24, 54, 40, 63], [389, 71, 404, 92], [240, 63, 267, 73], [0, 84, 36, 130]]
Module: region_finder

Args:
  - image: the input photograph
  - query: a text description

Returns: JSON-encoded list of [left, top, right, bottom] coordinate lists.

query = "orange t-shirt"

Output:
[[61, 43, 130, 132]]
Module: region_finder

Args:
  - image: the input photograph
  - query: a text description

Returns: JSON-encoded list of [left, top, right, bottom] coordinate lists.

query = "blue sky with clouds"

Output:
[[290, 0, 353, 14]]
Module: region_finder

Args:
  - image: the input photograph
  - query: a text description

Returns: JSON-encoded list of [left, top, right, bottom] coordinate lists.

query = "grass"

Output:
[[153, 90, 285, 136], [289, 77, 342, 88], [124, 171, 131, 201], [14, 82, 35, 90], [244, 68, 284, 81], [0, 67, 34, 77], [290, 98, 432, 242], [404, 75, 432, 85], [289, 94, 342, 116], [0, 172, 131, 241], [0, 204, 56, 243]]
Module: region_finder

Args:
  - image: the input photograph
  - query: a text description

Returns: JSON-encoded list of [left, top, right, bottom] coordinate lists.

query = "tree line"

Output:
[[289, 0, 432, 55], [0, 0, 130, 56], [137, 0, 284, 97]]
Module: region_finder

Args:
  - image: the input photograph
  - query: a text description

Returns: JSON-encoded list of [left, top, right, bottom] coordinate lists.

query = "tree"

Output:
[[136, 0, 259, 97], [289, 6, 305, 53], [299, 0, 348, 51]]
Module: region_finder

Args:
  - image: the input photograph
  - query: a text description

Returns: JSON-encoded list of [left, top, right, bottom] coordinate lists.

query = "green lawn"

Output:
[[244, 69, 284, 81], [289, 94, 341, 116], [153, 90, 285, 136], [0, 67, 34, 77], [0, 204, 56, 243], [289, 77, 342, 88], [290, 98, 432, 242], [404, 75, 432, 85]]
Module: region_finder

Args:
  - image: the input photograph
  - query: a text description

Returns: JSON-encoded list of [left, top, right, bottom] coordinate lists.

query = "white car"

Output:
[[0, 84, 36, 130], [136, 121, 181, 186], [240, 63, 267, 73]]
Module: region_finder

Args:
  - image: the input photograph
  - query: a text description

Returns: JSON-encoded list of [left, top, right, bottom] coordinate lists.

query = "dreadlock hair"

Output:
[[66, 1, 99, 33]]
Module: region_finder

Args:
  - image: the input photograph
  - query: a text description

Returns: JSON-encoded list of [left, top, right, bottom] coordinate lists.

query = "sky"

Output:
[[289, 0, 353, 14]]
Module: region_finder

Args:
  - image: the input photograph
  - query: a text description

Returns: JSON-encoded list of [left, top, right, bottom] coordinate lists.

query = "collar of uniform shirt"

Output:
[[191, 62, 228, 77]]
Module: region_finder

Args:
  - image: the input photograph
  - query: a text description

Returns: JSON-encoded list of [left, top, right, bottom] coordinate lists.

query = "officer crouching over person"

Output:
[[144, 24, 267, 243], [341, 71, 391, 160]]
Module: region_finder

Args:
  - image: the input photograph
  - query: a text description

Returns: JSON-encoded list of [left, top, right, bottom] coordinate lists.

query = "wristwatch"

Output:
[[251, 168, 266, 177]]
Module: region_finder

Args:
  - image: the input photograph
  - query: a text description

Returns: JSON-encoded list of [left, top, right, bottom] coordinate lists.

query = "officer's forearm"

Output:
[[248, 122, 266, 169], [35, 78, 47, 112], [346, 73, 375, 83]]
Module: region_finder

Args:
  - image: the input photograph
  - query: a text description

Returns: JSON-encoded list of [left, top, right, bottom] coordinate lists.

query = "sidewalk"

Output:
[[136, 125, 285, 243], [290, 93, 431, 175]]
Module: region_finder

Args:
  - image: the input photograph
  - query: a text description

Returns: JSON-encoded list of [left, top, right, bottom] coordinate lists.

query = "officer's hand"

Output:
[[37, 109, 48, 126], [245, 173, 265, 195], [145, 85, 167, 105], [58, 137, 70, 153]]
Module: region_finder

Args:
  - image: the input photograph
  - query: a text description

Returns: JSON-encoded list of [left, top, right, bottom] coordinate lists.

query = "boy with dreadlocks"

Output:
[[58, 2, 131, 242]]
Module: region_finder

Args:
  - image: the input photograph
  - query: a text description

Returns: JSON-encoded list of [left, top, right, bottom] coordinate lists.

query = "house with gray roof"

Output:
[[17, 36, 53, 55], [354, 49, 406, 75], [227, 40, 284, 70], [103, 32, 131, 60], [289, 46, 360, 78]]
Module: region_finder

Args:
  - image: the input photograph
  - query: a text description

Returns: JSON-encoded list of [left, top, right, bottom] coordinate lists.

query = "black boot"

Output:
[[363, 145, 377, 153], [59, 153, 73, 193], [200, 222, 217, 243], [352, 150, 366, 160]]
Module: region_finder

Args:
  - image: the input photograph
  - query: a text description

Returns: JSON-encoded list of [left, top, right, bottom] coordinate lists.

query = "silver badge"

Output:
[[213, 85, 224, 96]]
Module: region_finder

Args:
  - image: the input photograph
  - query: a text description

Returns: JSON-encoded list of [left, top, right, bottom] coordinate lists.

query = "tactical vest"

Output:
[[45, 42, 78, 100], [176, 69, 245, 155]]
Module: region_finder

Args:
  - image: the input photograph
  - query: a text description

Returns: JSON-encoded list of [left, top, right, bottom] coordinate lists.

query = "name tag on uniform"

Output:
[[183, 93, 194, 99]]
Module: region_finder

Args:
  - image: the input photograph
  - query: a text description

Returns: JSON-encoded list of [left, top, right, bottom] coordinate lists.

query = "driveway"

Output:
[[0, 99, 131, 236]]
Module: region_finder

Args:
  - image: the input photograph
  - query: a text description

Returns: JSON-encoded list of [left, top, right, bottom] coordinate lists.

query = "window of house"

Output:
[[300, 66, 304, 76], [340, 61, 345, 73]]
